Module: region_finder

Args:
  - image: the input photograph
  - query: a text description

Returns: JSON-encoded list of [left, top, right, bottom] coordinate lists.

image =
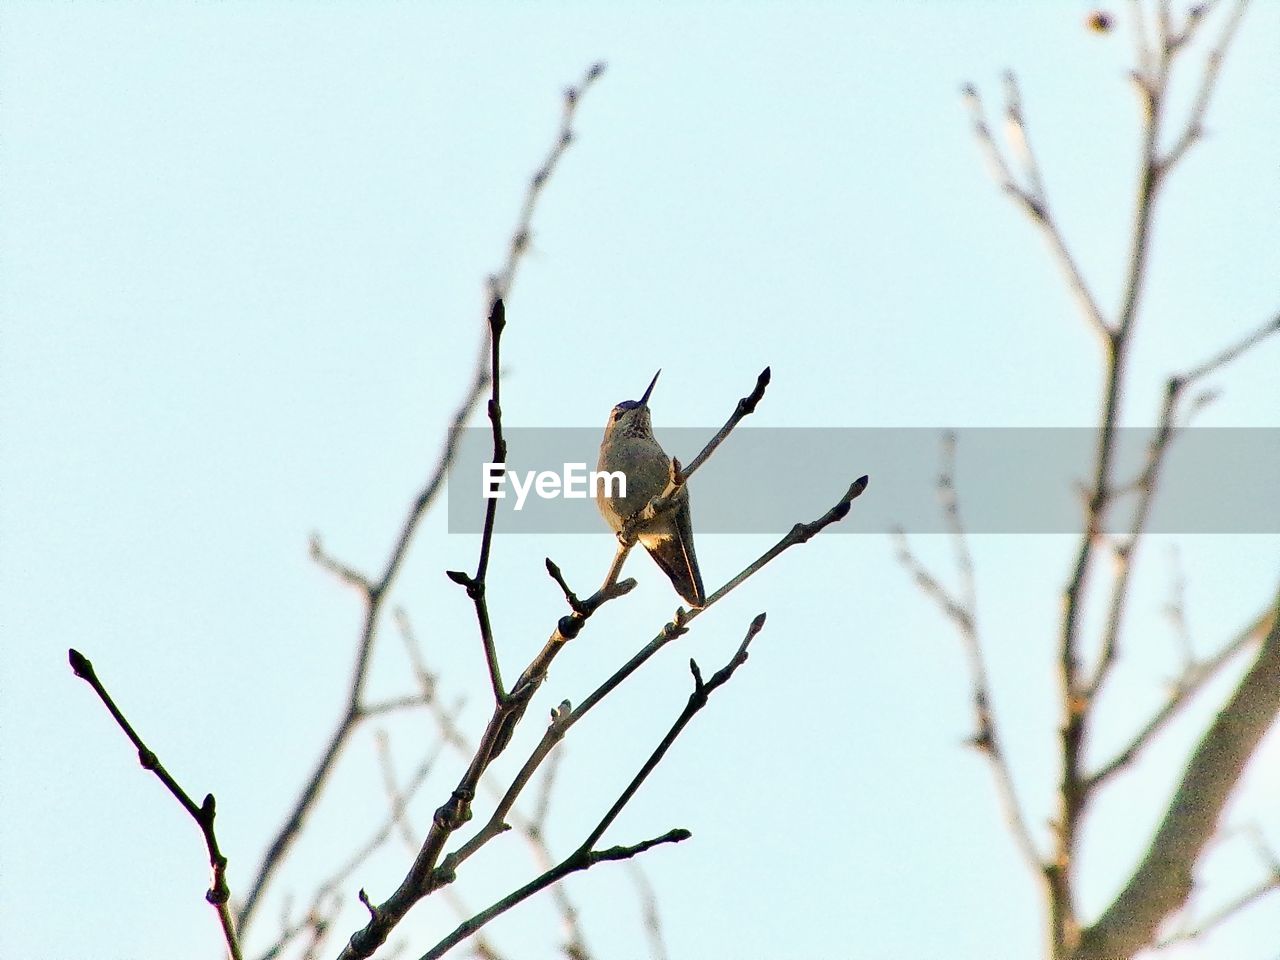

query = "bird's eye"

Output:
[[612, 409, 625, 422]]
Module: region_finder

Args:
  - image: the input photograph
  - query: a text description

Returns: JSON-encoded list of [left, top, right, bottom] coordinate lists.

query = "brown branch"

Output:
[[626, 862, 669, 960], [420, 614, 767, 960], [68, 649, 242, 960], [965, 10, 1256, 954], [395, 609, 592, 960], [338, 559, 634, 959], [1157, 822, 1280, 949], [1076, 587, 1280, 960], [893, 437, 1043, 878], [960, 80, 1111, 345], [445, 297, 510, 705], [1158, 0, 1249, 176], [436, 477, 869, 884], [490, 61, 606, 302], [1088, 308, 1280, 700], [1087, 603, 1275, 789], [237, 359, 489, 933], [238, 61, 606, 935], [423, 830, 689, 960], [337, 363, 825, 960]]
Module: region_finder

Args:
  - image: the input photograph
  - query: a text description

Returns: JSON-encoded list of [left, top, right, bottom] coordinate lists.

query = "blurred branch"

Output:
[[420, 614, 768, 960], [626, 862, 670, 960], [893, 434, 1043, 878], [1078, 587, 1280, 959], [68, 649, 242, 960], [1088, 309, 1280, 701], [1156, 822, 1280, 949], [1158, 0, 1249, 175], [1088, 603, 1276, 790], [237, 357, 488, 932], [490, 61, 606, 301], [960, 79, 1109, 345], [395, 611, 592, 960], [237, 61, 605, 936], [962, 5, 1255, 953]]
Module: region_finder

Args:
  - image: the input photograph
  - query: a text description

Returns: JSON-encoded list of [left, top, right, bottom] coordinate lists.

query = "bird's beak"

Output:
[[639, 369, 661, 406]]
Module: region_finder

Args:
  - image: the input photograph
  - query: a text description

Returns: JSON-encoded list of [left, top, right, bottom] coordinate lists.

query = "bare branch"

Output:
[[490, 61, 606, 302], [68, 649, 242, 960], [1088, 308, 1280, 700], [894, 438, 1043, 878], [310, 534, 374, 595], [423, 829, 690, 960], [445, 297, 511, 705], [1088, 603, 1275, 789], [238, 62, 604, 934], [421, 614, 767, 960], [1159, 0, 1249, 175], [1077, 587, 1280, 960], [1162, 545, 1196, 668], [626, 863, 670, 960], [437, 477, 869, 885], [1001, 71, 1048, 209], [620, 367, 771, 545], [1157, 822, 1280, 949], [238, 359, 490, 933], [960, 79, 1111, 344]]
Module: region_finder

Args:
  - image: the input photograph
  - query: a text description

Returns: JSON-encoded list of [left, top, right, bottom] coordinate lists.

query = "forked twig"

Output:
[[420, 615, 768, 960], [435, 477, 869, 885], [237, 61, 608, 935]]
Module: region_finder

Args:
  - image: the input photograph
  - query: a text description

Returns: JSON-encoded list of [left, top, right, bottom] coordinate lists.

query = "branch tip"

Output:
[[68, 648, 93, 679], [487, 297, 506, 334]]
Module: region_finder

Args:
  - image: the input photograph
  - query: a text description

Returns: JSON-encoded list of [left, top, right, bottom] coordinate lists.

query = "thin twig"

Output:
[[1087, 603, 1275, 789], [237, 359, 489, 932], [446, 297, 511, 705], [626, 862, 670, 960], [437, 477, 870, 882], [239, 61, 604, 936], [962, 8, 1256, 952], [339, 553, 634, 958], [621, 367, 771, 544], [1159, 0, 1249, 175], [1087, 309, 1280, 700], [490, 62, 606, 301], [960, 80, 1111, 344], [893, 439, 1043, 878], [420, 614, 768, 960], [1079, 588, 1280, 959], [1001, 71, 1047, 209], [68, 649, 242, 960], [1163, 545, 1196, 668], [395, 609, 592, 959]]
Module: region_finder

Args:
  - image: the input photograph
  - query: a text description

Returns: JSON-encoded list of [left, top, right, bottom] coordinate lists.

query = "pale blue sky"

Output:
[[3, 3, 1278, 959]]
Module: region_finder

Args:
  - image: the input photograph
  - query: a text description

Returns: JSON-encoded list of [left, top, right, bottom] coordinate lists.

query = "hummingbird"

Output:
[[596, 370, 705, 608]]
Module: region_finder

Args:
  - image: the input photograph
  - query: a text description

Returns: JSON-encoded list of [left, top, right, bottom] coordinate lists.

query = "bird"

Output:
[[595, 370, 705, 608]]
